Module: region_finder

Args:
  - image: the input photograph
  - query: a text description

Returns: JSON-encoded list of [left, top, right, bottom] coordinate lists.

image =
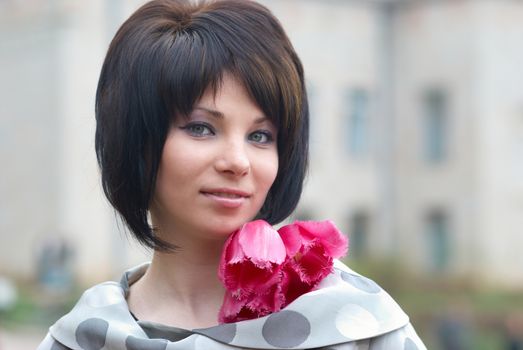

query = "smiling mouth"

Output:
[[207, 192, 245, 198], [201, 188, 251, 198], [201, 189, 250, 208]]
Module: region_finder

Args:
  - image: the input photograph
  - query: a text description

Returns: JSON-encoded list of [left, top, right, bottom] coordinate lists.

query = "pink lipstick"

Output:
[[201, 188, 250, 208]]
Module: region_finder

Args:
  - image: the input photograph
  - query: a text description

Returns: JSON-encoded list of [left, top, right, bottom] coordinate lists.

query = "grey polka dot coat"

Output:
[[37, 260, 426, 350]]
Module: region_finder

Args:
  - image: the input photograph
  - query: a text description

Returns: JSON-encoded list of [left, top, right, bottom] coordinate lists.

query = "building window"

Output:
[[423, 89, 448, 162], [426, 210, 450, 271], [346, 89, 370, 157], [349, 211, 370, 259]]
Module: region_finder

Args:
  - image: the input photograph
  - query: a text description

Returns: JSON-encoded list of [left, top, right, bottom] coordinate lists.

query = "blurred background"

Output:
[[1, 0, 522, 349]]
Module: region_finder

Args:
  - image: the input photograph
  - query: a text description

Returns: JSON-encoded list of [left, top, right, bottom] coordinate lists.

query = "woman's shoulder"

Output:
[[41, 265, 149, 350], [39, 261, 426, 349], [324, 259, 411, 335]]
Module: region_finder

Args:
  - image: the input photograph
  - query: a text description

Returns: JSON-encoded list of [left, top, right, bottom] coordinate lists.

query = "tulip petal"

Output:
[[222, 261, 281, 297], [278, 224, 303, 257], [238, 220, 286, 268], [291, 220, 349, 258], [218, 293, 244, 323], [222, 228, 247, 265], [280, 265, 312, 306], [293, 243, 333, 284], [218, 279, 286, 323]]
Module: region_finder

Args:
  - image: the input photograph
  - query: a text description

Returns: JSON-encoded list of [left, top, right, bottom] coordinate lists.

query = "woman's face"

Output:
[[151, 74, 279, 242]]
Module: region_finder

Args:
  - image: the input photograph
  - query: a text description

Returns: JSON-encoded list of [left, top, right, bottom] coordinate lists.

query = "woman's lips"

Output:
[[201, 188, 250, 208]]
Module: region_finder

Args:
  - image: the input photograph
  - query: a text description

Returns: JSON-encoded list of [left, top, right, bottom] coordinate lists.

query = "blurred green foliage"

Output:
[[0, 283, 80, 330]]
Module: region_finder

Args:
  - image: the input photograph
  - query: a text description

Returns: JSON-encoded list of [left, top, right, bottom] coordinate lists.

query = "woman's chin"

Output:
[[203, 217, 252, 239]]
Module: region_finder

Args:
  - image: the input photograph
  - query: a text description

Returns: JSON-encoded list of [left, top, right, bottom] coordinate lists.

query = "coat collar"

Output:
[[49, 260, 409, 349]]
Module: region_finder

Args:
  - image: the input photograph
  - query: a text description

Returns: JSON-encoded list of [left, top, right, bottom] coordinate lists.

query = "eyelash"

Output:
[[248, 130, 274, 144], [179, 122, 215, 137], [179, 122, 275, 145]]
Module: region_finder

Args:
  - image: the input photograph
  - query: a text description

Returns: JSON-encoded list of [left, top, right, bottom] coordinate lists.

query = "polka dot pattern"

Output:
[[340, 271, 381, 293], [75, 318, 109, 350], [404, 337, 419, 350], [262, 310, 311, 348], [198, 323, 236, 343], [46, 260, 419, 349], [335, 304, 379, 338], [125, 336, 168, 350]]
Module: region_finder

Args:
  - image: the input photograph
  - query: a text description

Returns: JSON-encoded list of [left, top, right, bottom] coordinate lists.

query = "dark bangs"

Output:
[[95, 0, 309, 250], [160, 0, 306, 146]]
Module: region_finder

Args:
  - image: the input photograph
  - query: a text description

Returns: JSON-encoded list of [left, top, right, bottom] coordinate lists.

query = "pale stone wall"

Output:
[[471, 0, 523, 287], [0, 0, 150, 285], [392, 0, 479, 277]]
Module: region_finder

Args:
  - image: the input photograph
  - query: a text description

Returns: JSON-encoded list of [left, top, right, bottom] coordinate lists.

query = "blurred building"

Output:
[[0, 0, 150, 284], [274, 0, 523, 288], [1, 0, 522, 288]]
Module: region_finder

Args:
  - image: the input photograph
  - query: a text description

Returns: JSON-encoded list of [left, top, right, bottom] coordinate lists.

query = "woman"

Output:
[[38, 0, 426, 349]]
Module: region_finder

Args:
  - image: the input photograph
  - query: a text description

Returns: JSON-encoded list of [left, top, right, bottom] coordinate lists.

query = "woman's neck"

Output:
[[127, 234, 227, 329]]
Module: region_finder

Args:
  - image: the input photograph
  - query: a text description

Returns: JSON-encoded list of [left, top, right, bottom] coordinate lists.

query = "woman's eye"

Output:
[[249, 130, 274, 144], [180, 123, 214, 137]]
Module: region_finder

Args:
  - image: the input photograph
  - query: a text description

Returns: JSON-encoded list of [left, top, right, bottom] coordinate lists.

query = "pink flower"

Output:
[[220, 282, 285, 323], [218, 219, 348, 323], [278, 220, 348, 304], [218, 220, 286, 323], [279, 220, 348, 281]]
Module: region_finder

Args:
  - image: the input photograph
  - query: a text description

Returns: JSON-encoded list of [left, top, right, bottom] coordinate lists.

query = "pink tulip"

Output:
[[218, 220, 286, 322], [279, 220, 348, 284], [279, 220, 348, 261], [218, 220, 348, 323]]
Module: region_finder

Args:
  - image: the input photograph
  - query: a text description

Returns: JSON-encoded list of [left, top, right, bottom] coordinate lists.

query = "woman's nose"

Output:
[[214, 139, 250, 176]]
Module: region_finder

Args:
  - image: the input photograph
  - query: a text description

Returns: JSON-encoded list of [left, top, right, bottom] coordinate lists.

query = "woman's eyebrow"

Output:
[[193, 107, 224, 119], [193, 107, 269, 124], [254, 116, 270, 125]]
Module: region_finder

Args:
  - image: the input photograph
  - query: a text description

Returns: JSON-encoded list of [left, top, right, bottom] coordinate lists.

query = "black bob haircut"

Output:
[[95, 0, 309, 251]]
